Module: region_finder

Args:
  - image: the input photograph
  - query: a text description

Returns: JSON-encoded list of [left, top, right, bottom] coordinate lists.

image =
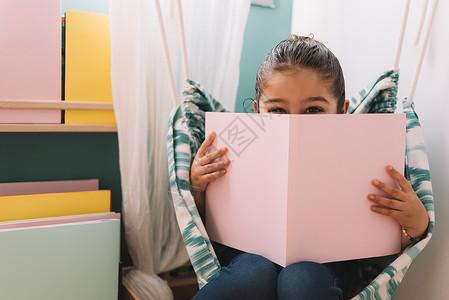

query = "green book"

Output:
[[0, 219, 120, 300]]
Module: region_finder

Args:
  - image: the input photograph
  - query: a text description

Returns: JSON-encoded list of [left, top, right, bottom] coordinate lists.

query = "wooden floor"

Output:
[[119, 280, 141, 300], [168, 275, 199, 300], [119, 268, 199, 300]]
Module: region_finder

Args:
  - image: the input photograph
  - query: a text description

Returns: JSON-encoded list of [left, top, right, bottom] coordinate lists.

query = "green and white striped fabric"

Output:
[[348, 70, 399, 114], [167, 80, 227, 288], [167, 71, 434, 299]]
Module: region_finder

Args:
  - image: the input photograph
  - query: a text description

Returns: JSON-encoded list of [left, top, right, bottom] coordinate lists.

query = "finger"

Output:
[[367, 194, 403, 211], [203, 169, 227, 183], [370, 205, 400, 217], [386, 165, 413, 193], [372, 179, 407, 200], [201, 147, 229, 165], [200, 160, 231, 175], [197, 132, 216, 158]]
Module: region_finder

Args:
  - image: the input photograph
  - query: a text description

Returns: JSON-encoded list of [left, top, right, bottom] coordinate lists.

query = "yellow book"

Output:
[[0, 190, 111, 222], [65, 10, 116, 124]]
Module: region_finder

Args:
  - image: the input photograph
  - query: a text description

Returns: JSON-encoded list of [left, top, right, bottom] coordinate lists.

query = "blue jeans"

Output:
[[192, 244, 359, 300]]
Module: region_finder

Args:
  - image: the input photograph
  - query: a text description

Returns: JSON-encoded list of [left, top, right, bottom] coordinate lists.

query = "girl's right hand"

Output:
[[190, 131, 231, 194]]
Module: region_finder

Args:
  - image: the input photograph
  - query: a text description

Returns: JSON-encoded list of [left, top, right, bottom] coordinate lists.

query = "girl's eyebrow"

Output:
[[263, 97, 330, 104], [263, 98, 285, 104], [304, 96, 330, 104]]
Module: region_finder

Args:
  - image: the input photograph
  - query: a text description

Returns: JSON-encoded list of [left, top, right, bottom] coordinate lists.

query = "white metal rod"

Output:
[[176, 0, 190, 79], [415, 0, 429, 45], [154, 0, 179, 107], [409, 0, 439, 104], [394, 0, 411, 70]]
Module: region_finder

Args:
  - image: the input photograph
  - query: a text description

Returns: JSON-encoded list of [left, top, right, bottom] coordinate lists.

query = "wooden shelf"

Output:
[[0, 124, 117, 132], [0, 99, 117, 132], [0, 99, 114, 111]]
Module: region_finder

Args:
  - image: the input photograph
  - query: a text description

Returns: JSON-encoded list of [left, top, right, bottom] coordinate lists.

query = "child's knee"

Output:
[[277, 261, 343, 300], [225, 253, 279, 300], [233, 253, 280, 282], [194, 253, 279, 300]]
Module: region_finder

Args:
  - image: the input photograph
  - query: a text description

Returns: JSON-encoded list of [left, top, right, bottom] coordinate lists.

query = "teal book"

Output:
[[0, 219, 120, 300]]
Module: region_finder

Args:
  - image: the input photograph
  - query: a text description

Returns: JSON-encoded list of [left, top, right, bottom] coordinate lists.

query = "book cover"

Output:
[[0, 0, 61, 123], [0, 179, 99, 196], [0, 218, 120, 300], [0, 212, 119, 230], [205, 112, 405, 266], [64, 10, 116, 124], [0, 190, 111, 222]]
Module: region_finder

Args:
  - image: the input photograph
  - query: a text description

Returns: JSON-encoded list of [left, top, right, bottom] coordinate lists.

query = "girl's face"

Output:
[[254, 69, 349, 114]]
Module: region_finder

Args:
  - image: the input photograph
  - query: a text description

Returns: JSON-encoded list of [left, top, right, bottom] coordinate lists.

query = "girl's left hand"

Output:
[[368, 165, 429, 246]]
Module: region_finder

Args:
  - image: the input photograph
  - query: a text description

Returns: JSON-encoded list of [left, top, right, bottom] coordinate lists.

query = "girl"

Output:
[[189, 35, 429, 300]]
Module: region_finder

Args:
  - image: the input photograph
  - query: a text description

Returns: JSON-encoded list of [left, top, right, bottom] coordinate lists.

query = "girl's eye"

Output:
[[268, 107, 286, 113], [304, 106, 323, 114]]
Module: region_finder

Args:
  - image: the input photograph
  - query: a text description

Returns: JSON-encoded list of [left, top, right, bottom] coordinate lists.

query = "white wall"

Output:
[[292, 1, 449, 299]]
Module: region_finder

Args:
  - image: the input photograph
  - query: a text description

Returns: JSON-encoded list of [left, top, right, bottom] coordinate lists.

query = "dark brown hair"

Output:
[[255, 35, 346, 112]]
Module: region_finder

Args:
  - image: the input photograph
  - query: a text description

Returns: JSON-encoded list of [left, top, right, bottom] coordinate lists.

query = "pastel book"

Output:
[[0, 179, 99, 196], [0, 215, 120, 300], [205, 112, 405, 267], [0, 190, 111, 222], [64, 10, 116, 124], [0, 212, 119, 230], [0, 0, 61, 123]]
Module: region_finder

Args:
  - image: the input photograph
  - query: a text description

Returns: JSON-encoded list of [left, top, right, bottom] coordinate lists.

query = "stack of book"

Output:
[[0, 179, 120, 300], [0, 0, 116, 125]]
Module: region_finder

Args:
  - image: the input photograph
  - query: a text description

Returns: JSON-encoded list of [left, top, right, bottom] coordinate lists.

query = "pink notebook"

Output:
[[0, 0, 61, 123], [205, 112, 405, 266], [0, 212, 119, 230], [0, 179, 99, 196]]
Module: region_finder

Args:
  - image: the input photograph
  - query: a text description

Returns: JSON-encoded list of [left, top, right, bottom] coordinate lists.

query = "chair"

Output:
[[166, 70, 434, 299]]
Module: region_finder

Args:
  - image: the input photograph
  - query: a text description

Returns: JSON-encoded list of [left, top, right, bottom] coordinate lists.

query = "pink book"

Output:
[[205, 112, 405, 266], [0, 179, 99, 196], [0, 0, 61, 123], [0, 212, 120, 230]]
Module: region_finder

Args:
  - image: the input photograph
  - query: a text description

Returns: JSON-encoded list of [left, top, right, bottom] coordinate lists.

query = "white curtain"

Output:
[[110, 0, 251, 299], [182, 0, 252, 110]]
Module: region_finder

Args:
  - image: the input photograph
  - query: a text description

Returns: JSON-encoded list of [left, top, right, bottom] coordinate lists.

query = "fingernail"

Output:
[[368, 194, 374, 200], [387, 165, 393, 171], [373, 179, 379, 185]]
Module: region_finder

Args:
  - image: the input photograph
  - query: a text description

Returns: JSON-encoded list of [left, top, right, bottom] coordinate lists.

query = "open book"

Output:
[[205, 112, 405, 266]]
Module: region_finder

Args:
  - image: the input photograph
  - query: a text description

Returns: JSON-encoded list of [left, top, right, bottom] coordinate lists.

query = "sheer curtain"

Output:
[[182, 0, 251, 110], [110, 0, 251, 299], [110, 1, 187, 299]]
